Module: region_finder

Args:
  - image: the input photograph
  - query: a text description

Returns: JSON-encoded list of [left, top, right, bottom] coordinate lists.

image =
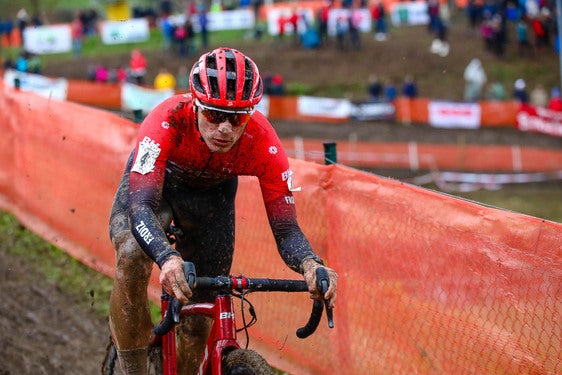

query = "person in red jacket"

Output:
[[129, 49, 147, 85], [108, 47, 338, 375]]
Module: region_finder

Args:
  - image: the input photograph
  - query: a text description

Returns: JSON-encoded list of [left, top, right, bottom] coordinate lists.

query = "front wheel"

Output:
[[222, 349, 274, 375]]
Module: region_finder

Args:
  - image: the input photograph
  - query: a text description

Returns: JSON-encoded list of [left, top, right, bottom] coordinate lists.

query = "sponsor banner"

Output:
[[326, 8, 371, 36], [428, 101, 481, 129], [23, 24, 72, 54], [170, 9, 254, 32], [515, 105, 562, 138], [121, 83, 175, 114], [100, 18, 150, 45], [390, 1, 430, 26], [3, 69, 68, 100], [297, 96, 352, 119], [266, 7, 315, 35], [351, 101, 395, 121]]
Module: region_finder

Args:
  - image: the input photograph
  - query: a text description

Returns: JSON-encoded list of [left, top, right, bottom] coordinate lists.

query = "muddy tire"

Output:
[[222, 349, 274, 375]]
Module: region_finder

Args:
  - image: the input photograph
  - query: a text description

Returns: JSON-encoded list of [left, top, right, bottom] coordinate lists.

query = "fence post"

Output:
[[323, 142, 337, 165], [133, 109, 144, 123]]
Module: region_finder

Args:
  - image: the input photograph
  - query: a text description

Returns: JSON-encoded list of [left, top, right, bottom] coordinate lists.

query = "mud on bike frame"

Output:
[[103, 261, 334, 375]]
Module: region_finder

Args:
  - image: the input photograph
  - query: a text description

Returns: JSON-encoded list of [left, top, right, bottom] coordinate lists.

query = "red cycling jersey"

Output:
[[127, 94, 320, 271]]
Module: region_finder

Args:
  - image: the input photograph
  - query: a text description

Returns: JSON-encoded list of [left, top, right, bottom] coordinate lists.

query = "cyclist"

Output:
[[108, 47, 338, 375]]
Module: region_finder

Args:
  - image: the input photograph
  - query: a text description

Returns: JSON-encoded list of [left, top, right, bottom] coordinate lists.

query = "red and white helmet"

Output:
[[190, 47, 263, 108]]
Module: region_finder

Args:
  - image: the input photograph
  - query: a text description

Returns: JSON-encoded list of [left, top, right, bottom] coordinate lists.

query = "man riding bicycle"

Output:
[[108, 47, 339, 375]]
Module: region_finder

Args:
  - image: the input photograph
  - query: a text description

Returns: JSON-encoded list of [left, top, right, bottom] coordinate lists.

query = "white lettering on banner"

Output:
[[100, 18, 150, 45], [428, 102, 481, 129], [516, 109, 562, 138], [170, 9, 255, 32], [135, 221, 154, 244], [23, 24, 72, 54], [351, 102, 395, 121], [297, 96, 352, 119], [131, 137, 161, 175]]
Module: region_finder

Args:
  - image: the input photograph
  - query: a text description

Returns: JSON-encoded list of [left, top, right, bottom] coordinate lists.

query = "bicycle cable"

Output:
[[233, 291, 257, 349]]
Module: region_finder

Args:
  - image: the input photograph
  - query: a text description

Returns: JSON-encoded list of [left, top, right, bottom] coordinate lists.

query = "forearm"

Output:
[[129, 204, 179, 268]]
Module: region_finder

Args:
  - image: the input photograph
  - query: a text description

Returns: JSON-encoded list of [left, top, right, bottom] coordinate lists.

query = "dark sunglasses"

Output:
[[196, 99, 254, 127]]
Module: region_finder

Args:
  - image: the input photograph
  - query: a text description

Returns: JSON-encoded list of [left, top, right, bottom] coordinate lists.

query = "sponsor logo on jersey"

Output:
[[161, 121, 170, 129], [269, 145, 278, 154], [135, 220, 155, 244], [282, 169, 302, 192], [131, 136, 161, 175]]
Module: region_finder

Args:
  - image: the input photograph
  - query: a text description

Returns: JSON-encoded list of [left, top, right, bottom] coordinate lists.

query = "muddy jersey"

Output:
[[128, 94, 320, 271]]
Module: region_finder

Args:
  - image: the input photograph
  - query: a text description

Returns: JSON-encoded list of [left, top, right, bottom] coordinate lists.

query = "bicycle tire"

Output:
[[222, 349, 274, 375], [100, 338, 163, 375]]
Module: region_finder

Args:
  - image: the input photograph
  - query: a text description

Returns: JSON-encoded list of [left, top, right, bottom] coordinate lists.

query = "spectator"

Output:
[[485, 80, 506, 101], [371, 0, 387, 41], [402, 75, 418, 98], [115, 66, 128, 83], [349, 5, 363, 49], [547, 87, 562, 111], [198, 5, 209, 50], [463, 58, 487, 101], [15, 51, 28, 72], [71, 14, 84, 57], [516, 19, 533, 57], [367, 74, 383, 102], [159, 16, 174, 52], [513, 78, 529, 103], [176, 65, 190, 90], [384, 77, 397, 102], [269, 74, 285, 95], [16, 8, 28, 45], [530, 84, 548, 108], [154, 68, 176, 90], [95, 65, 109, 82], [173, 21, 188, 57], [129, 49, 147, 85], [27, 53, 41, 74], [318, 0, 330, 45]]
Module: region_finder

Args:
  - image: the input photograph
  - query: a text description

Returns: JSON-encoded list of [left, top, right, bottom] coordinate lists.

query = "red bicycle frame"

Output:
[[159, 294, 240, 375]]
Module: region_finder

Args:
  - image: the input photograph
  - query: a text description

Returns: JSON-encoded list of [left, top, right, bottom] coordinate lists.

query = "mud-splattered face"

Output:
[[195, 100, 252, 153]]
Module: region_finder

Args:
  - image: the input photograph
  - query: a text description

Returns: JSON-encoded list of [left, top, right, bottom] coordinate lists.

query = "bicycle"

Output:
[[102, 261, 334, 375]]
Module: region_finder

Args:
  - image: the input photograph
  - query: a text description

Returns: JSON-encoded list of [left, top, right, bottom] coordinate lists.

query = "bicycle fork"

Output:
[[160, 294, 240, 375]]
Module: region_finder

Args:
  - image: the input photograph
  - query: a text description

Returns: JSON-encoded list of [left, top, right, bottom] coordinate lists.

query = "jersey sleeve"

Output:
[[127, 96, 186, 267], [252, 115, 324, 272]]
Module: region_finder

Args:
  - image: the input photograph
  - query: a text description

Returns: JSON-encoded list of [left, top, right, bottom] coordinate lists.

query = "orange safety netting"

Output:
[[1, 82, 560, 374]]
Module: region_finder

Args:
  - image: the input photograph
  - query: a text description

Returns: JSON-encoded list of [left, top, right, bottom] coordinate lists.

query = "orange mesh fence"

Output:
[[1, 82, 560, 374]]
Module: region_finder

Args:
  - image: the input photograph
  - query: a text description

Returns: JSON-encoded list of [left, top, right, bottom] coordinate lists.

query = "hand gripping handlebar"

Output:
[[154, 262, 334, 338]]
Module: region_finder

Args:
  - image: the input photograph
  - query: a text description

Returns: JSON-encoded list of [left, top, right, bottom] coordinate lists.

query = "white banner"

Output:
[[100, 18, 150, 45], [351, 102, 395, 121], [390, 1, 429, 26], [297, 96, 351, 119], [3, 69, 68, 100], [171, 9, 254, 32], [23, 24, 72, 54], [428, 101, 481, 129], [121, 83, 174, 114], [516, 106, 562, 137]]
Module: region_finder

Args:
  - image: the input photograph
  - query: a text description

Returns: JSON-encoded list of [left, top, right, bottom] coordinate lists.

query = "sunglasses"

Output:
[[195, 99, 254, 127]]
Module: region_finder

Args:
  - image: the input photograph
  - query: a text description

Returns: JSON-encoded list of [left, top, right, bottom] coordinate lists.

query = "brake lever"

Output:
[[315, 267, 334, 329]]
